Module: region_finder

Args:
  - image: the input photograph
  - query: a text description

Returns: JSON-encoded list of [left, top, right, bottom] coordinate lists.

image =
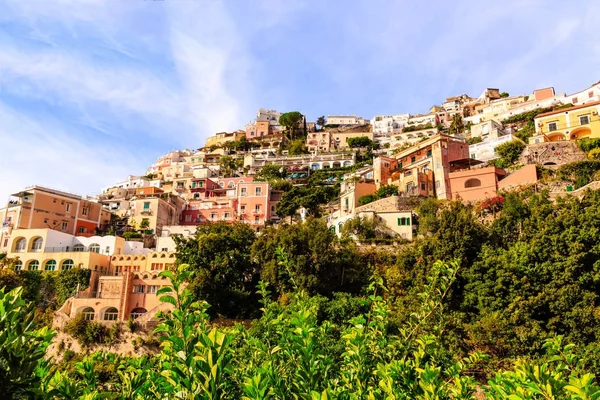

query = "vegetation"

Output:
[[448, 113, 464, 136], [316, 115, 326, 129], [402, 123, 433, 133], [556, 160, 600, 188], [286, 138, 309, 155], [340, 215, 396, 241], [257, 164, 287, 181], [358, 184, 398, 205], [276, 185, 338, 219], [578, 137, 600, 153], [467, 136, 483, 145], [347, 136, 374, 149], [489, 140, 525, 168], [279, 111, 304, 140], [500, 91, 509, 97]]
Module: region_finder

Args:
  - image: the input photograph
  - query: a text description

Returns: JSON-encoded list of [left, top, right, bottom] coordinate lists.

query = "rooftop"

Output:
[[535, 100, 600, 119]]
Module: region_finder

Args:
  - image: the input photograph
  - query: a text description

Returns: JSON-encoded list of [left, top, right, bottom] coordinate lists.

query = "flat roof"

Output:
[[535, 100, 600, 119]]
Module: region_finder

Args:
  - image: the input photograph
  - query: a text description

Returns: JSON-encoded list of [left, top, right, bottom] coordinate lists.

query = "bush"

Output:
[[358, 194, 377, 206], [123, 232, 143, 239], [588, 147, 600, 160], [556, 160, 600, 188], [493, 140, 526, 168], [578, 137, 600, 153], [64, 313, 108, 347]]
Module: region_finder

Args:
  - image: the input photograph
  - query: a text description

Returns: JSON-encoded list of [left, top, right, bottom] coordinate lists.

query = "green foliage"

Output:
[[578, 137, 600, 153], [123, 231, 142, 239], [316, 115, 326, 128], [258, 163, 287, 181], [589, 147, 600, 160], [500, 91, 509, 97], [0, 287, 54, 397], [403, 123, 433, 132], [358, 193, 377, 206], [276, 185, 338, 219], [173, 222, 258, 318], [287, 138, 309, 155], [448, 113, 465, 136], [341, 215, 395, 241], [358, 184, 397, 206], [269, 179, 293, 192], [55, 268, 91, 305], [467, 136, 483, 145], [557, 161, 600, 188], [64, 313, 109, 347], [492, 140, 526, 168], [347, 136, 374, 149], [279, 111, 304, 140], [219, 155, 239, 177]]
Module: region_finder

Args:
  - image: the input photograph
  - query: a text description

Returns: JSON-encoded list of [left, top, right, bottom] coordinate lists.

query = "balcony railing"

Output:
[[140, 209, 153, 215]]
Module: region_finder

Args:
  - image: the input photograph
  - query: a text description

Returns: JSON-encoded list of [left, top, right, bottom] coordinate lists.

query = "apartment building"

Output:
[[307, 131, 332, 153], [530, 101, 600, 144], [0, 186, 112, 253], [389, 127, 439, 152], [236, 182, 281, 230], [371, 114, 410, 135], [244, 152, 355, 173], [567, 81, 600, 106], [331, 131, 374, 150], [373, 156, 399, 188], [146, 150, 192, 175], [468, 120, 508, 141], [327, 115, 366, 126], [391, 135, 470, 200], [128, 187, 186, 236], [205, 130, 246, 148], [468, 134, 518, 162], [156, 225, 196, 252]]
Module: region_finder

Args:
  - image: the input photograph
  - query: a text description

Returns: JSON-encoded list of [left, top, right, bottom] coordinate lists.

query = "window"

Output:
[[61, 260, 74, 270], [589, 91, 594, 98], [255, 187, 262, 196], [548, 122, 557, 132], [572, 97, 578, 103], [421, 183, 426, 191], [579, 115, 590, 125], [3, 238, 7, 247], [397, 217, 411, 226], [66, 203, 71, 212], [411, 156, 416, 163], [147, 285, 158, 294], [151, 263, 163, 271], [61, 222, 68, 231], [185, 214, 192, 222], [143, 202, 151, 210], [255, 205, 261, 213], [210, 213, 217, 220], [133, 285, 145, 294], [255, 216, 260, 224], [73, 244, 84, 252], [240, 205, 246, 213], [14, 260, 23, 271], [464, 178, 482, 188], [89, 243, 100, 253], [131, 308, 147, 319], [241, 188, 247, 196], [28, 260, 39, 271], [14, 238, 27, 252], [81, 307, 95, 321], [427, 149, 432, 157], [31, 237, 43, 252], [78, 227, 86, 233], [103, 307, 118, 321], [82, 207, 88, 216], [44, 260, 57, 271], [224, 212, 230, 219]]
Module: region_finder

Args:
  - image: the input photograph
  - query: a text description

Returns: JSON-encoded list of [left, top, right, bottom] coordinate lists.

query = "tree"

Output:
[[500, 91, 509, 98], [316, 116, 326, 129], [218, 155, 238, 178], [449, 113, 465, 136], [347, 136, 374, 149], [173, 222, 258, 317], [341, 215, 395, 241], [467, 136, 483, 145], [358, 194, 377, 206], [258, 164, 287, 181], [287, 139, 309, 155], [492, 140, 526, 168], [375, 184, 398, 199], [279, 111, 304, 140]]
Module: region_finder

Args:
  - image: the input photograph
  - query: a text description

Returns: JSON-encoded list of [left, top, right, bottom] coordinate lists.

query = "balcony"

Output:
[[175, 186, 186, 192], [140, 209, 153, 215], [252, 210, 263, 215]]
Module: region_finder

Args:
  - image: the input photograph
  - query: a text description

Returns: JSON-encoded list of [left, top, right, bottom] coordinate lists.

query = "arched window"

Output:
[[73, 244, 85, 252], [14, 260, 23, 271], [130, 308, 147, 319], [81, 307, 95, 321], [464, 178, 482, 188], [103, 307, 119, 321], [28, 260, 39, 271], [44, 260, 57, 271], [31, 237, 43, 252], [14, 238, 27, 252], [89, 243, 100, 253], [61, 259, 74, 270]]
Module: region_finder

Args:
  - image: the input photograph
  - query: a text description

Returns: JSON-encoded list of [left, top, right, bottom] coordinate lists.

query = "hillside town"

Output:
[[2, 80, 600, 326]]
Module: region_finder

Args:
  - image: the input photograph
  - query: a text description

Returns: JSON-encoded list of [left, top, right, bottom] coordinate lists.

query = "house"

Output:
[[373, 156, 399, 188], [389, 127, 439, 152], [128, 188, 186, 236], [468, 120, 508, 141], [371, 114, 410, 135], [529, 101, 600, 144], [331, 131, 374, 150], [307, 131, 332, 153], [468, 134, 519, 162], [205, 130, 246, 148], [448, 166, 507, 202], [327, 115, 366, 126], [392, 135, 470, 200], [156, 225, 197, 252], [0, 186, 112, 252], [566, 81, 600, 106], [236, 182, 281, 231]]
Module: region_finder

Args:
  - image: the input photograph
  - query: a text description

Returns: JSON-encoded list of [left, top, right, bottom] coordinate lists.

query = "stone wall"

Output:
[[520, 142, 586, 167], [355, 195, 422, 213]]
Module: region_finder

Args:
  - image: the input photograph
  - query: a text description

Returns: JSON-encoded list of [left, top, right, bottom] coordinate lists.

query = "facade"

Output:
[[371, 114, 410, 135], [156, 225, 196, 252], [1, 186, 112, 252], [327, 115, 366, 126], [392, 135, 470, 200], [331, 131, 374, 150], [448, 167, 506, 202], [205, 130, 245, 148], [530, 101, 600, 144], [307, 131, 332, 153], [389, 127, 439, 152], [468, 134, 518, 162], [128, 188, 186, 236], [406, 113, 439, 128], [236, 182, 281, 230], [468, 120, 508, 141], [373, 156, 399, 188], [566, 81, 600, 106], [101, 176, 153, 194], [244, 153, 355, 173]]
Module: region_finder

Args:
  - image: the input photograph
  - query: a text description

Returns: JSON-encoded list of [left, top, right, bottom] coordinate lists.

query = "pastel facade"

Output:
[[205, 131, 245, 148], [128, 188, 186, 236], [307, 131, 332, 153], [1, 186, 112, 253], [237, 182, 280, 229], [331, 131, 374, 150], [389, 127, 439, 151], [371, 114, 410, 135], [448, 167, 506, 202], [468, 120, 508, 141], [327, 115, 366, 125], [468, 134, 518, 162], [566, 82, 600, 106], [244, 153, 355, 173], [373, 156, 399, 188], [156, 225, 196, 252], [530, 101, 600, 144]]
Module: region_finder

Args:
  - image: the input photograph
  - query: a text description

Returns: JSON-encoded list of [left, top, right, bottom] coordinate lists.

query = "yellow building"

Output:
[[530, 101, 600, 144], [205, 130, 246, 148]]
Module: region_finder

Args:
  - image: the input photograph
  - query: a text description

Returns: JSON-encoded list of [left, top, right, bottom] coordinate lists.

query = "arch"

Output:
[[30, 237, 43, 252], [333, 162, 341, 168], [464, 178, 482, 188], [89, 243, 100, 253], [169, 254, 175, 258], [311, 163, 320, 170], [546, 132, 566, 142], [78, 306, 95, 321], [571, 127, 592, 140], [14, 260, 23, 271], [322, 162, 330, 169], [44, 260, 57, 271], [130, 308, 147, 319], [141, 256, 146, 260], [143, 274, 149, 279], [543, 161, 557, 166], [126, 256, 132, 261], [27, 260, 40, 271], [343, 161, 353, 167], [102, 307, 119, 321], [73, 244, 85, 252], [133, 274, 140, 279], [61, 259, 74, 270], [111, 256, 118, 261], [133, 256, 139, 261], [227, 181, 235, 188], [152, 253, 158, 258], [118, 256, 124, 261], [160, 254, 166, 258], [13, 237, 27, 252]]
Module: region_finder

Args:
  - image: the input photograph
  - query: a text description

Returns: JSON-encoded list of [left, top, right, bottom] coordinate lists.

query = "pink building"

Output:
[[236, 182, 281, 231], [448, 166, 506, 202]]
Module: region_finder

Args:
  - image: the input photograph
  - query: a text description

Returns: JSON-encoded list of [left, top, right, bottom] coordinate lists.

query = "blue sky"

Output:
[[1, 0, 599, 201]]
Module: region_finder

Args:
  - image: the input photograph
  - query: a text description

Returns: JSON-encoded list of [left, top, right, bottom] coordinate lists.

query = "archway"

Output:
[[102, 307, 119, 321], [571, 127, 592, 140], [130, 308, 147, 320], [13, 237, 26, 253], [78, 307, 95, 320], [464, 178, 482, 188]]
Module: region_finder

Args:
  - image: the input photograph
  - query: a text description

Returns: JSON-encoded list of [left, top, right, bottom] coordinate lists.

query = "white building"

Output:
[[406, 113, 438, 127], [468, 134, 518, 162], [102, 176, 152, 194], [566, 81, 600, 106], [371, 114, 410, 135], [327, 115, 366, 126], [389, 127, 439, 152], [469, 120, 508, 141], [156, 225, 196, 252]]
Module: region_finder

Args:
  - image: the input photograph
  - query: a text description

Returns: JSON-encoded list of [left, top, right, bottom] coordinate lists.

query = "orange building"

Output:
[[448, 166, 506, 202], [0, 186, 112, 252]]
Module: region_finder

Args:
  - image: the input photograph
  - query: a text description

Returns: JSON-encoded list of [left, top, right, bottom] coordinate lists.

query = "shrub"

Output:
[[588, 147, 600, 160], [123, 232, 143, 239], [578, 137, 600, 153], [358, 194, 377, 206], [493, 140, 526, 168], [557, 161, 600, 188]]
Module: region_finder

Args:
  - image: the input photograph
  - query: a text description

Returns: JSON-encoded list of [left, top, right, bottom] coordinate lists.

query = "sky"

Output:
[[1, 0, 599, 201]]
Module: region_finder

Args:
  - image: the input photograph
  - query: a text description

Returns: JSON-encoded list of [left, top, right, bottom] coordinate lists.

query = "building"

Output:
[[307, 131, 332, 153], [156, 225, 196, 252], [448, 166, 506, 202], [468, 134, 518, 162], [146, 150, 192, 175], [468, 120, 508, 141], [244, 152, 355, 173], [59, 250, 177, 325], [529, 101, 600, 144], [327, 115, 366, 126], [389, 127, 439, 152], [371, 114, 410, 135], [566, 81, 600, 106], [205, 130, 246, 148], [236, 182, 281, 230], [101, 176, 154, 194], [0, 186, 112, 253], [391, 135, 470, 200], [406, 113, 439, 128], [128, 188, 186, 236], [331, 131, 374, 150], [373, 156, 399, 188]]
